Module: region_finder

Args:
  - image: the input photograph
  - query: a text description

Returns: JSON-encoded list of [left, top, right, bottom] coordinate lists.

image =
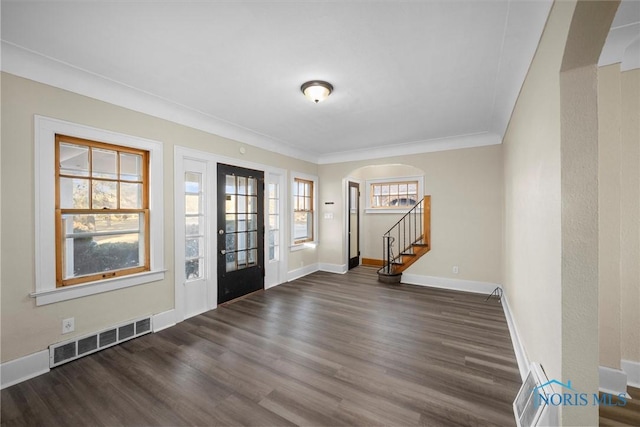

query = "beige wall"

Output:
[[0, 73, 317, 362], [318, 144, 503, 285], [504, 1, 617, 425], [598, 64, 623, 369], [599, 64, 640, 372], [503, 0, 568, 389], [619, 68, 640, 364]]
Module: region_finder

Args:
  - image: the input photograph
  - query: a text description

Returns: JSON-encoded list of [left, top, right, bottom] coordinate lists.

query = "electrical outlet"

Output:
[[453, 266, 459, 274], [62, 317, 75, 334]]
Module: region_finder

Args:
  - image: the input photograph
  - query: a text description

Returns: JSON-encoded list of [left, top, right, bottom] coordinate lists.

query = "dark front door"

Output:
[[217, 163, 264, 304], [348, 181, 360, 269]]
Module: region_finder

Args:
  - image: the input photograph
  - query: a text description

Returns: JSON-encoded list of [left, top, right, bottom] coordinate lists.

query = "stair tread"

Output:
[[412, 243, 428, 247]]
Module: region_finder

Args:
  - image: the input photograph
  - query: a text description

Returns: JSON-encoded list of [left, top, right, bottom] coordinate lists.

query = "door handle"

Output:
[[219, 229, 224, 235], [220, 250, 226, 255]]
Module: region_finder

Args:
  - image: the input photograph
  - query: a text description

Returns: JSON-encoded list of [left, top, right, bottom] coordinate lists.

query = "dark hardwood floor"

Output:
[[600, 386, 640, 427], [1, 267, 522, 426]]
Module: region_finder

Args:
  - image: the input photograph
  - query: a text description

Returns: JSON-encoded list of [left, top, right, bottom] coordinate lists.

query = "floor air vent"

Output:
[[49, 316, 152, 368]]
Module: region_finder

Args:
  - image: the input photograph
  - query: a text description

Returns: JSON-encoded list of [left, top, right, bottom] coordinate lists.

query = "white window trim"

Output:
[[32, 116, 165, 306], [364, 175, 424, 214], [290, 171, 318, 250]]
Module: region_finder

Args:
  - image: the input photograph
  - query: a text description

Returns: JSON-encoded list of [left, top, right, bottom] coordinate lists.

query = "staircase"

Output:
[[377, 195, 431, 283]]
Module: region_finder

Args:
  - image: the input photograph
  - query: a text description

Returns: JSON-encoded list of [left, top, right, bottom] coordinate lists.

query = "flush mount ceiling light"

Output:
[[301, 80, 333, 103]]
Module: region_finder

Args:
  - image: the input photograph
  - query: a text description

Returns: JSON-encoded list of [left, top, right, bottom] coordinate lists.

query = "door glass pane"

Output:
[[225, 214, 236, 232], [237, 232, 247, 250], [226, 252, 236, 272], [185, 170, 204, 282], [238, 177, 247, 195], [248, 177, 257, 195], [185, 194, 200, 215], [225, 195, 236, 213], [247, 196, 257, 214], [237, 214, 247, 232], [237, 195, 246, 213], [248, 249, 257, 265], [185, 259, 201, 279], [225, 175, 236, 194], [186, 238, 201, 258], [248, 231, 257, 249], [237, 250, 247, 267], [185, 217, 201, 236], [268, 199, 278, 215], [185, 172, 201, 193], [225, 234, 236, 251], [247, 214, 257, 231]]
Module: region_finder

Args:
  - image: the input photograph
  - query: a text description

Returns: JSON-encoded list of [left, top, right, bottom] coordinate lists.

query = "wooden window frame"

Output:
[[292, 177, 314, 244], [55, 134, 150, 287], [367, 178, 421, 210]]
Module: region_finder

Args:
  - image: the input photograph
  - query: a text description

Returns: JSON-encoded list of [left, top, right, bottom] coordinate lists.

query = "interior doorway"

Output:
[[348, 181, 360, 269]]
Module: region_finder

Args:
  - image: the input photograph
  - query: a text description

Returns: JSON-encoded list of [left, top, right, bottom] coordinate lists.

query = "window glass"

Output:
[[56, 135, 149, 286]]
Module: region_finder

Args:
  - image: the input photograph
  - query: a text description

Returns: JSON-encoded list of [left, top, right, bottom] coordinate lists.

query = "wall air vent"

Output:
[[49, 316, 152, 368], [513, 363, 559, 426]]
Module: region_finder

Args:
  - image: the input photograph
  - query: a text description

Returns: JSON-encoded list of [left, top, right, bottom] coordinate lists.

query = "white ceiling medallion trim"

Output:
[[317, 133, 501, 165], [1, 41, 318, 164]]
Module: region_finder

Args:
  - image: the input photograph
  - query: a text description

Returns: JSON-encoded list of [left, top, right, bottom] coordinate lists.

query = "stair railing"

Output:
[[379, 196, 431, 276]]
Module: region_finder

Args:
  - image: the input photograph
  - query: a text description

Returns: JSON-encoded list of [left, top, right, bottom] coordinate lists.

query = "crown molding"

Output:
[[1, 41, 319, 164], [316, 132, 501, 165], [2, 41, 504, 166]]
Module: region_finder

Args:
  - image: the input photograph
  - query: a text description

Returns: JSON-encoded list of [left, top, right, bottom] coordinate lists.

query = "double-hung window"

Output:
[[292, 177, 315, 244], [56, 135, 150, 286]]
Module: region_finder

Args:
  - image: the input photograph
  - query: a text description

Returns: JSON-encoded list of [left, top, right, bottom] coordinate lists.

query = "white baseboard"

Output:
[[152, 309, 176, 333], [287, 263, 319, 282], [622, 359, 640, 388], [319, 263, 348, 274], [599, 365, 629, 396], [1, 350, 50, 390], [501, 293, 530, 381], [400, 274, 501, 295]]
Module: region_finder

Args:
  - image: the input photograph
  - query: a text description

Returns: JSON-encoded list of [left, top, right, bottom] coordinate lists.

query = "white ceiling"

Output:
[[600, 0, 640, 71], [2, 1, 556, 163]]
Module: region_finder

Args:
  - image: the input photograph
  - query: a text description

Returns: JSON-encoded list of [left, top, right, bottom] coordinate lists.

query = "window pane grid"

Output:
[[185, 171, 204, 281], [370, 180, 419, 208], [225, 174, 259, 272], [268, 182, 279, 261], [56, 135, 149, 286], [293, 178, 313, 243]]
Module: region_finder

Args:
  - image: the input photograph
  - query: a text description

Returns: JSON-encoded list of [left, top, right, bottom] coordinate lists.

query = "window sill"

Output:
[[30, 269, 166, 306], [289, 242, 317, 252]]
